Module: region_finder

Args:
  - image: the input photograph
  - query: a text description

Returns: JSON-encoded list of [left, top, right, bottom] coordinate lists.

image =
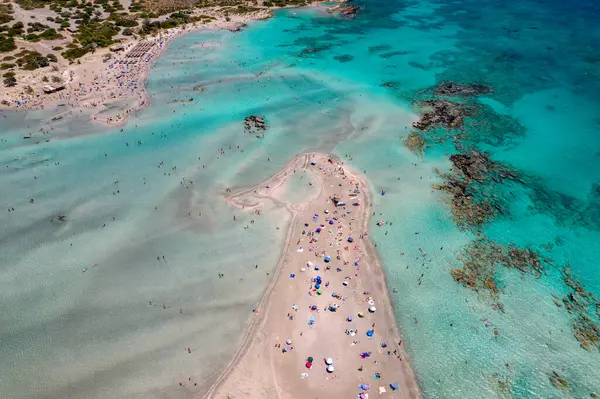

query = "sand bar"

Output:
[[206, 153, 421, 398]]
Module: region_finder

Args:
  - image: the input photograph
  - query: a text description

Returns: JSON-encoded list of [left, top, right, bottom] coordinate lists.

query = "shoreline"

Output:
[[205, 153, 421, 398], [0, 8, 275, 127]]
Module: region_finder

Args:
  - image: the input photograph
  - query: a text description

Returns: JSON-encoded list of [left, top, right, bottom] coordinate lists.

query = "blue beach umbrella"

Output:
[[366, 330, 374, 337], [324, 256, 331, 263], [348, 237, 354, 243]]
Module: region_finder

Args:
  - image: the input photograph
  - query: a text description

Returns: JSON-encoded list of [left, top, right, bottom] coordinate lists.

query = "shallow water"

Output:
[[1, 0, 600, 397]]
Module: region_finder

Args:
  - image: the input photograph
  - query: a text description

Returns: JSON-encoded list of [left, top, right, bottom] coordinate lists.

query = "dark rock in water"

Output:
[[450, 238, 544, 301], [404, 132, 425, 156], [549, 371, 570, 390], [561, 268, 600, 351], [413, 100, 473, 131], [433, 150, 518, 229], [573, 315, 600, 351], [340, 5, 360, 18], [434, 81, 492, 97], [244, 115, 267, 135], [334, 54, 354, 63]]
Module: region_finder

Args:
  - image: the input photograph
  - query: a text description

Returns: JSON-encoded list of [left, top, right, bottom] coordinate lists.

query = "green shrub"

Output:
[[62, 45, 90, 59], [0, 35, 17, 53]]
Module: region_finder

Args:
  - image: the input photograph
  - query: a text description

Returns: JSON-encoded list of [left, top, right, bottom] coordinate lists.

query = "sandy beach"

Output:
[[206, 153, 421, 398], [0, 8, 272, 127]]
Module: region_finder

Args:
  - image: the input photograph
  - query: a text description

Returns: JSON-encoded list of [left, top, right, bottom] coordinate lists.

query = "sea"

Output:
[[1, 0, 599, 397]]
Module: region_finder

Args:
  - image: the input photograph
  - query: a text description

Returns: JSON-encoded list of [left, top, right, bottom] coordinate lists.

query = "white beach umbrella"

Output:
[[325, 357, 333, 365], [368, 306, 376, 313], [326, 365, 335, 373]]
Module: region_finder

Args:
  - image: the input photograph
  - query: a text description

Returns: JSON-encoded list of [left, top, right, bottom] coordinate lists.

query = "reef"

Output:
[[404, 132, 425, 156], [549, 371, 570, 390], [528, 181, 600, 233], [433, 150, 518, 229], [451, 238, 544, 302], [434, 81, 492, 97], [244, 115, 266, 136], [412, 100, 475, 131], [561, 268, 600, 351], [340, 5, 360, 18], [334, 54, 354, 63]]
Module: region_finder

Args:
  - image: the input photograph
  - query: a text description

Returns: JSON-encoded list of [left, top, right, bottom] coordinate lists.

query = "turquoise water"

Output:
[[1, 0, 600, 397]]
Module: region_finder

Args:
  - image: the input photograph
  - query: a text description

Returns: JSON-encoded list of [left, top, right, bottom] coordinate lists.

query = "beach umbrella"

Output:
[[369, 306, 376, 313], [290, 274, 295, 278], [324, 256, 331, 263], [390, 383, 399, 391], [316, 289, 322, 295], [307, 356, 314, 362], [342, 281, 348, 286], [347, 237, 354, 243], [366, 330, 374, 337], [325, 357, 333, 365], [328, 220, 334, 225], [347, 316, 352, 322], [326, 365, 334, 373], [358, 312, 364, 318], [315, 283, 321, 289], [305, 361, 312, 368], [286, 339, 292, 345]]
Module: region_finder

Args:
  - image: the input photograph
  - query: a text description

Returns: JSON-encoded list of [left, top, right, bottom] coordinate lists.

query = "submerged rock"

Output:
[[404, 132, 425, 155], [412, 100, 473, 131], [434, 81, 492, 97], [549, 371, 570, 390], [340, 5, 360, 18], [433, 150, 518, 228], [451, 238, 545, 301], [244, 115, 267, 136], [560, 268, 600, 351]]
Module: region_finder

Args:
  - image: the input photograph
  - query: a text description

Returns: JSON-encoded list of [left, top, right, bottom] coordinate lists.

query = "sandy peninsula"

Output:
[[205, 153, 421, 398]]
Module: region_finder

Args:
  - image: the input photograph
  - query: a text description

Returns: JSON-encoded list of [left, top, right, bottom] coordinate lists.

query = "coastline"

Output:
[[205, 153, 421, 398], [0, 8, 274, 127]]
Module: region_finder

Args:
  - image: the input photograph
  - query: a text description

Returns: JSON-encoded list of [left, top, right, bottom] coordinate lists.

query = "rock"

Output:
[[404, 132, 425, 155], [340, 5, 360, 18], [412, 100, 472, 131], [434, 81, 492, 97], [549, 371, 569, 390], [244, 115, 267, 135]]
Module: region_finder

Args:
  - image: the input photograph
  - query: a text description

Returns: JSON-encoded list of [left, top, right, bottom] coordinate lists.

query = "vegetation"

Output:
[[0, 34, 17, 53], [0, 4, 15, 25], [13, 50, 51, 70]]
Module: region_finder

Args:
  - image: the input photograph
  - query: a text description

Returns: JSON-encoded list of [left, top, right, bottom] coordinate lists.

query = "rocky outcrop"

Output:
[[412, 100, 473, 131], [433, 150, 518, 228], [404, 132, 425, 155], [244, 115, 266, 135], [340, 5, 360, 18], [434, 81, 492, 97]]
